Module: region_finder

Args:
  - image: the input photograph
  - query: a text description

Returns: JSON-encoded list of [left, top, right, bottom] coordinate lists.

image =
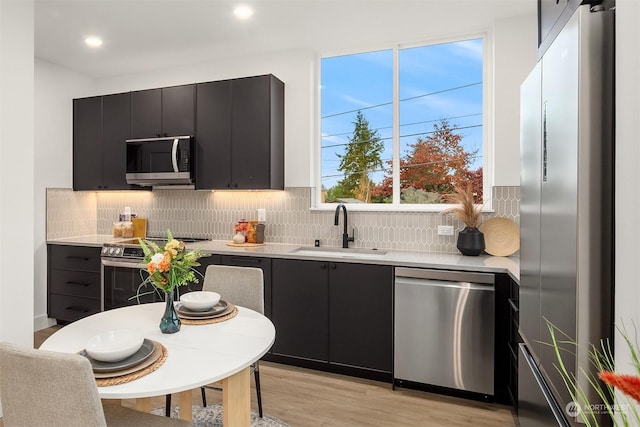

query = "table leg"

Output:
[[135, 397, 152, 413], [222, 366, 251, 426], [177, 390, 192, 422]]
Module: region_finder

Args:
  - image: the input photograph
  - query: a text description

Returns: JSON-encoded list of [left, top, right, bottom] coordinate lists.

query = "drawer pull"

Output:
[[228, 257, 261, 264], [65, 306, 89, 313], [66, 256, 90, 261], [66, 281, 90, 287]]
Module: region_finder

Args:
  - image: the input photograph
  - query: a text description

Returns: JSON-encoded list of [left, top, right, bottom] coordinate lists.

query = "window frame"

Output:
[[313, 31, 493, 212]]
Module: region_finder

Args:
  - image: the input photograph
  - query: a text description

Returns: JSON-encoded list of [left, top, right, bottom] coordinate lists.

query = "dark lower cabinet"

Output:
[[508, 277, 520, 407], [329, 262, 393, 376], [269, 258, 392, 382], [47, 245, 101, 323], [495, 273, 520, 406], [271, 259, 329, 362]]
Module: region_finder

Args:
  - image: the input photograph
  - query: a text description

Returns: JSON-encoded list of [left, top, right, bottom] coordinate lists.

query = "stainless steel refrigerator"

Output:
[[518, 4, 614, 426]]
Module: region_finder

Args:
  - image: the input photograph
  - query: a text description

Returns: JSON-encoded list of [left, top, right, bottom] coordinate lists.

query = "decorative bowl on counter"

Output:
[[85, 330, 144, 362], [180, 291, 221, 312]]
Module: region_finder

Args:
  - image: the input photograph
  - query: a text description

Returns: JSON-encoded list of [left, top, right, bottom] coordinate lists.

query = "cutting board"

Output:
[[226, 242, 266, 247]]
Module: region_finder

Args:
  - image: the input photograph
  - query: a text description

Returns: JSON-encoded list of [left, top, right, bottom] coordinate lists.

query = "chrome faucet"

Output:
[[334, 203, 355, 249]]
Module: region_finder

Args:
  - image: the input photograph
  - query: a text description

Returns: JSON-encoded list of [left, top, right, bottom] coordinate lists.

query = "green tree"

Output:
[[323, 182, 352, 203], [336, 111, 384, 203]]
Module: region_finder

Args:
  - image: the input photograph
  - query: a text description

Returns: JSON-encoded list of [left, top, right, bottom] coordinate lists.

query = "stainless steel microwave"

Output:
[[125, 136, 194, 186]]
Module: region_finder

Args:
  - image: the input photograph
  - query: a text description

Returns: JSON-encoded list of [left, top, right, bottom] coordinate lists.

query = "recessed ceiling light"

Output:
[[234, 5, 254, 20], [84, 36, 103, 48]]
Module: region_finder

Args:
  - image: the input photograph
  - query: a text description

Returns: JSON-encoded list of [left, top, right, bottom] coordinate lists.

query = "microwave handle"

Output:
[[171, 138, 179, 173]]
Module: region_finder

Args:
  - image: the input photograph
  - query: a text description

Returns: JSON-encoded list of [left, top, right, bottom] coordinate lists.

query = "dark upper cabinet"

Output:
[[196, 74, 284, 190], [131, 84, 195, 138], [131, 89, 161, 138], [538, 0, 581, 57], [73, 96, 102, 190], [73, 93, 135, 191], [195, 80, 232, 189], [101, 93, 133, 189]]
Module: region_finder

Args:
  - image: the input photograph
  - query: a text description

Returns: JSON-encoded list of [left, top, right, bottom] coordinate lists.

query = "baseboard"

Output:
[[34, 314, 56, 331]]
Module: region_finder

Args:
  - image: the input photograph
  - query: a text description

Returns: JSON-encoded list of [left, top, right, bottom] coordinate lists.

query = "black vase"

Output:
[[456, 227, 485, 256]]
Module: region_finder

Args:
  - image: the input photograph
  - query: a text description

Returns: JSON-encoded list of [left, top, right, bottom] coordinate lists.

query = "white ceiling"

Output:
[[35, 0, 535, 78]]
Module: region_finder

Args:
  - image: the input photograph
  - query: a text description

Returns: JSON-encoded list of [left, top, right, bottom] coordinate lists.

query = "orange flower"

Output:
[[157, 252, 171, 272], [147, 262, 156, 274], [599, 371, 640, 404]]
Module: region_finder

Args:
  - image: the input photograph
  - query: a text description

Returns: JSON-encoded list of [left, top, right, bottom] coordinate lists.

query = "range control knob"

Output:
[[114, 247, 122, 256]]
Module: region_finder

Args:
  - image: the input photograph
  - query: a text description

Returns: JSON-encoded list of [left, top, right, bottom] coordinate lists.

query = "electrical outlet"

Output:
[[437, 225, 454, 236], [257, 208, 266, 222]]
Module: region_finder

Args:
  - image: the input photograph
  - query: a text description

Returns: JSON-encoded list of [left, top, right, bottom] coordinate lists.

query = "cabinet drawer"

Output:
[[48, 294, 101, 323], [49, 269, 100, 298], [48, 245, 101, 272]]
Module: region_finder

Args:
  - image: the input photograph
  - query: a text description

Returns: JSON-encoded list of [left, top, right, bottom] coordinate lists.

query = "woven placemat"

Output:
[[179, 304, 238, 325], [95, 341, 167, 387]]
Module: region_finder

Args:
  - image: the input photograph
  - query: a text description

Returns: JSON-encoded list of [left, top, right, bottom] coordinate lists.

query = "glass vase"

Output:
[[159, 289, 181, 334]]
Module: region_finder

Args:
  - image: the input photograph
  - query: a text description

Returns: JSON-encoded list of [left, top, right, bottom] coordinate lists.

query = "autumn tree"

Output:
[[372, 119, 482, 202], [335, 111, 384, 203]]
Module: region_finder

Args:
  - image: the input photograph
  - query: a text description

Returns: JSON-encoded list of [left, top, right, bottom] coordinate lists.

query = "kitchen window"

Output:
[[318, 35, 488, 210]]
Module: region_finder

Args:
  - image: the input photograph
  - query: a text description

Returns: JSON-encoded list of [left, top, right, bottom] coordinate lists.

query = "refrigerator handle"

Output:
[[543, 101, 548, 182]]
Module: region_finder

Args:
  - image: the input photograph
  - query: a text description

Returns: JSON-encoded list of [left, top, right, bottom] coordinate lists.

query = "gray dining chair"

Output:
[[166, 264, 265, 418], [0, 342, 190, 427]]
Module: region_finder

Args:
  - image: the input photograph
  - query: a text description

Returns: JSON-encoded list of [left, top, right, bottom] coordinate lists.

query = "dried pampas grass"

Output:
[[443, 185, 482, 228]]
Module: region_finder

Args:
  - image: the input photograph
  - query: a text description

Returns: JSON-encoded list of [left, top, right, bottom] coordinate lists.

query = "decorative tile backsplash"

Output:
[[47, 186, 519, 254]]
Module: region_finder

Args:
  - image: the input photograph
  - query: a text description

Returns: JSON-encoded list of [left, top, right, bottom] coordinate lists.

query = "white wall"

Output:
[[0, 0, 34, 350], [493, 13, 538, 186], [33, 59, 96, 329], [614, 0, 640, 374]]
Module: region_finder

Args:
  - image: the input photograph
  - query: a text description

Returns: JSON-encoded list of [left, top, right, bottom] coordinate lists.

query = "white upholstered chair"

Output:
[[0, 342, 190, 427], [166, 264, 265, 418]]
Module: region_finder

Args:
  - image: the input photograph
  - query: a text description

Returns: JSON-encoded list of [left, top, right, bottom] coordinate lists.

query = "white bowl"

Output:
[[85, 330, 144, 362], [181, 291, 221, 311]]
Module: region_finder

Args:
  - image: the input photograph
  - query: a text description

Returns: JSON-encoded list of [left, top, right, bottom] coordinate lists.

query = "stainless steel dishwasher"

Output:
[[394, 267, 495, 396]]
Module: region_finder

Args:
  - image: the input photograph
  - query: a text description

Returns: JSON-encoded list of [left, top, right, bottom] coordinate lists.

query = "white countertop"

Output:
[[47, 234, 520, 283]]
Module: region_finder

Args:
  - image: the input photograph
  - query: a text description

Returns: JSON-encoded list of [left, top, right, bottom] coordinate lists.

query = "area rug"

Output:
[[151, 404, 290, 427]]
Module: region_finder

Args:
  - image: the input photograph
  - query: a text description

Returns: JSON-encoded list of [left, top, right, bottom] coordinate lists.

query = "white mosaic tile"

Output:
[[46, 186, 520, 254]]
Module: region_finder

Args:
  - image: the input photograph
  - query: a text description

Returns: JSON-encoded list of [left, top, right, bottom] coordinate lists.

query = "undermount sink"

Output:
[[289, 246, 388, 259]]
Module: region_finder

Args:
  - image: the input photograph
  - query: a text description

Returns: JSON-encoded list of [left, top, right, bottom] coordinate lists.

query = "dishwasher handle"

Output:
[[394, 267, 494, 285], [395, 276, 494, 292]]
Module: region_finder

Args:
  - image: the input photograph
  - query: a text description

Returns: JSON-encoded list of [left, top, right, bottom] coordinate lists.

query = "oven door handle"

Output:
[[101, 259, 147, 269]]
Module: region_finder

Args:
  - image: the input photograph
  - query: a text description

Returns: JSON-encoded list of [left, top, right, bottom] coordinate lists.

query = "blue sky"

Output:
[[320, 38, 483, 189]]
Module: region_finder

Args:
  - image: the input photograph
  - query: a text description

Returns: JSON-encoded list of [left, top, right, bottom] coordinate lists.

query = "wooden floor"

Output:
[[3, 326, 518, 426]]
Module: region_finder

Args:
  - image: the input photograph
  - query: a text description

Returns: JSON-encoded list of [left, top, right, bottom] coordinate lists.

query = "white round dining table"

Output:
[[40, 302, 275, 425]]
